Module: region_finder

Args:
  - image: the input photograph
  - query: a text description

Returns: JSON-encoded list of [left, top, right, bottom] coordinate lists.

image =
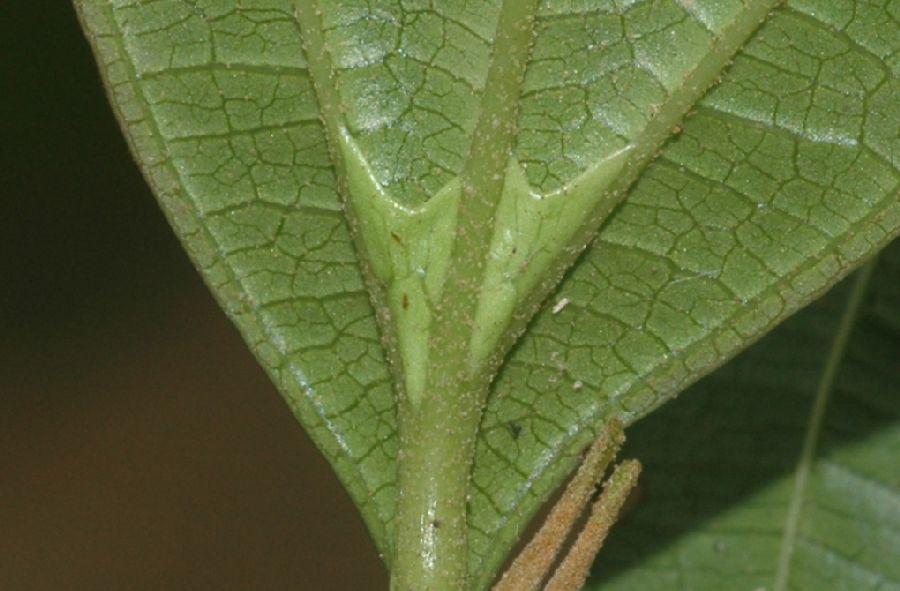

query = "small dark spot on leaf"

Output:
[[402, 293, 409, 309], [391, 231, 403, 245], [509, 422, 522, 439], [431, 519, 441, 529]]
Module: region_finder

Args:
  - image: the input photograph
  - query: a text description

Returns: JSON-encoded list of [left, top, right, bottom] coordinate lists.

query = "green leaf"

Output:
[[588, 239, 900, 591], [466, 2, 900, 584], [73, 0, 899, 587]]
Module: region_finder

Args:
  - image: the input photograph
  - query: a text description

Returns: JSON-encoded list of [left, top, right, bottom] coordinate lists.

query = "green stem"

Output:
[[391, 2, 538, 589], [295, 0, 538, 586], [392, 377, 490, 591]]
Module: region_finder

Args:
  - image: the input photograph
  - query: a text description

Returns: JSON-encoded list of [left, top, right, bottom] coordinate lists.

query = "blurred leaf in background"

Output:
[[592, 241, 900, 590]]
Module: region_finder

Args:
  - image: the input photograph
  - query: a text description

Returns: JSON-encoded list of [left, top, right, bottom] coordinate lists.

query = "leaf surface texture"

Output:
[[74, 0, 899, 585]]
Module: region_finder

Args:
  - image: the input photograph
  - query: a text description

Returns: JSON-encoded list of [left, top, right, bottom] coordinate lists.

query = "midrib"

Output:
[[432, 0, 541, 374], [295, 0, 542, 389]]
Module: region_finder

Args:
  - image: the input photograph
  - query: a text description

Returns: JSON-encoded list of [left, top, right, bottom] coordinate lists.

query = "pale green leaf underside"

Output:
[[588, 240, 900, 591], [74, 0, 899, 586]]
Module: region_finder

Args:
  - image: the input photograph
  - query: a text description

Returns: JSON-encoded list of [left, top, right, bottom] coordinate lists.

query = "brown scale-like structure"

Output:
[[492, 420, 641, 591]]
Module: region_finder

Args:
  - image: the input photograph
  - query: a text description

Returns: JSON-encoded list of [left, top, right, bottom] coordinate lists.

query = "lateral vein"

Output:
[[292, 0, 345, 155]]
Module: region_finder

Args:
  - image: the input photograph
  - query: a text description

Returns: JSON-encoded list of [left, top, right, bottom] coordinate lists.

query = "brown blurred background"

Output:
[[1, 3, 387, 589]]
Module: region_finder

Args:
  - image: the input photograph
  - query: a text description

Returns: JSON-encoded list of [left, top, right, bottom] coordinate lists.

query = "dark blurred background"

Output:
[[1, 4, 387, 589]]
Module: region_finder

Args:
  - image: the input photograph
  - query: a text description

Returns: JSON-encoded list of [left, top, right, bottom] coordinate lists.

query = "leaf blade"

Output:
[[468, 1, 900, 583], [73, 0, 399, 557], [73, 1, 900, 585]]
